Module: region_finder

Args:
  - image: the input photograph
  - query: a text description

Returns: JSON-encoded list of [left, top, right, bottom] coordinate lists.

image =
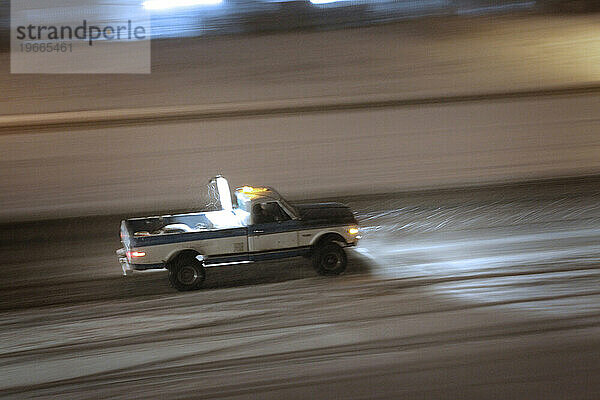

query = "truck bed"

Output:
[[121, 209, 250, 248]]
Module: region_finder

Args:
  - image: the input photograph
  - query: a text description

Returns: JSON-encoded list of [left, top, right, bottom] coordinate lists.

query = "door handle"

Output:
[[254, 230, 264, 233]]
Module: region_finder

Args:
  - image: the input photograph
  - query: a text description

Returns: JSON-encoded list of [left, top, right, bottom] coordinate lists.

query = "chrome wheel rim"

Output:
[[322, 253, 341, 270], [178, 266, 198, 285]]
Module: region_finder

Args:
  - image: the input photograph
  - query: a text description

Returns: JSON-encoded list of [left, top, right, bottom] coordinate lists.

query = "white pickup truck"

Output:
[[117, 176, 361, 291]]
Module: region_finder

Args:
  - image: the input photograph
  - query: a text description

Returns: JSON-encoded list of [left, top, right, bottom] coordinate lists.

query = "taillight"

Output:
[[127, 251, 146, 258]]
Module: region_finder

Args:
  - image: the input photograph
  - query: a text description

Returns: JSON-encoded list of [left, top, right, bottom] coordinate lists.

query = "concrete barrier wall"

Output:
[[1, 93, 599, 222]]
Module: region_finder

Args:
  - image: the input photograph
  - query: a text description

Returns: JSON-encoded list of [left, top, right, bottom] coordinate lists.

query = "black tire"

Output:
[[312, 243, 347, 276], [168, 254, 206, 291]]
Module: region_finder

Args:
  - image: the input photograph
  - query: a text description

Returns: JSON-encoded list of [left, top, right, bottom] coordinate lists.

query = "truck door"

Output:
[[248, 201, 299, 253]]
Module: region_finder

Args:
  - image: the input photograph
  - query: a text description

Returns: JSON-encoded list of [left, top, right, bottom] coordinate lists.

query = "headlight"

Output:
[[348, 227, 359, 235]]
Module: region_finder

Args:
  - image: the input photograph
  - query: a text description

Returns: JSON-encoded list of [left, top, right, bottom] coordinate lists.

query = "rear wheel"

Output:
[[312, 243, 347, 276], [168, 254, 206, 291]]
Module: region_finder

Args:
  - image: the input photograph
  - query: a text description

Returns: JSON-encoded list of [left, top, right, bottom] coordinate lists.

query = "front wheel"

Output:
[[168, 255, 206, 291], [312, 243, 347, 276]]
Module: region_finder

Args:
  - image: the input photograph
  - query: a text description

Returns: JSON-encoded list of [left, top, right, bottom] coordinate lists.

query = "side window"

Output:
[[266, 202, 291, 222], [252, 203, 268, 224], [253, 202, 290, 224]]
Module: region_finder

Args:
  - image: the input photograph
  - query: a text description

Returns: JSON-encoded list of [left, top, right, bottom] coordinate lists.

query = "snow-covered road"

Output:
[[1, 178, 599, 398]]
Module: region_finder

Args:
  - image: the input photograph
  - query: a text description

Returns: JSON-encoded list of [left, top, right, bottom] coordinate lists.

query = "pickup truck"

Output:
[[117, 176, 361, 291]]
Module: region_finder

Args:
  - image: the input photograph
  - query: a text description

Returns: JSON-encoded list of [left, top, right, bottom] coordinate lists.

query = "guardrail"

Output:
[[2, 83, 600, 134]]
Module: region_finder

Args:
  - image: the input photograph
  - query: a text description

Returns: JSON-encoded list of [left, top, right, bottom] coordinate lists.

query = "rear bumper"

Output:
[[116, 248, 132, 276]]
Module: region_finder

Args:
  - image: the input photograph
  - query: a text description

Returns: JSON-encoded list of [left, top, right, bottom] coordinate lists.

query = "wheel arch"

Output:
[[310, 232, 346, 248], [165, 249, 202, 268]]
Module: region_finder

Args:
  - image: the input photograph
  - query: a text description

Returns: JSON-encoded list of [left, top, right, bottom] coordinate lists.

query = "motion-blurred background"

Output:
[[1, 0, 600, 221]]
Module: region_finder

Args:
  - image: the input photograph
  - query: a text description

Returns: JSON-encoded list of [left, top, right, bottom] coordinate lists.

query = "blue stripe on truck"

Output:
[[250, 247, 311, 261], [131, 227, 247, 247], [131, 246, 312, 269], [205, 246, 311, 264]]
